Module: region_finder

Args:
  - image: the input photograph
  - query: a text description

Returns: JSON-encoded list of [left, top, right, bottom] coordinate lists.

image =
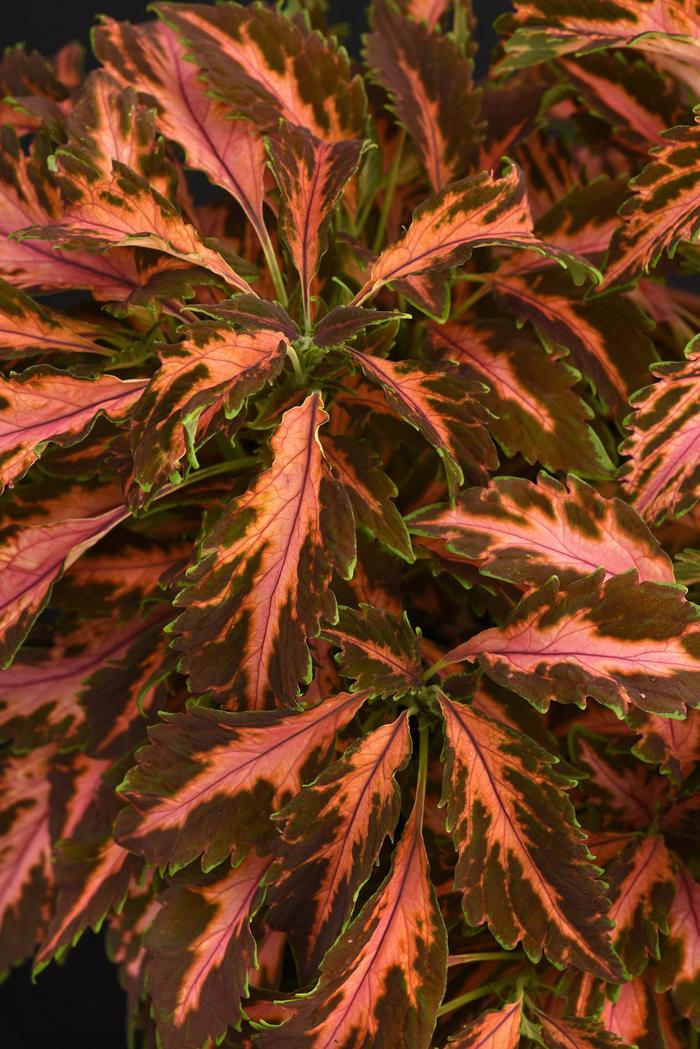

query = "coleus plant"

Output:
[[1, 0, 700, 1046]]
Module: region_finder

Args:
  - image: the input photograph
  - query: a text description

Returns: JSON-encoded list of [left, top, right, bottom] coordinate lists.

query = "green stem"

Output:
[[423, 657, 445, 683], [260, 229, 288, 307], [416, 719, 430, 813], [373, 128, 406, 256], [447, 952, 516, 967], [286, 343, 304, 382], [450, 281, 491, 320], [437, 977, 515, 1019]]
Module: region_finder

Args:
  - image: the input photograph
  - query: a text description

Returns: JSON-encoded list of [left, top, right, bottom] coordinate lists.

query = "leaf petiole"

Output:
[[436, 976, 516, 1019]]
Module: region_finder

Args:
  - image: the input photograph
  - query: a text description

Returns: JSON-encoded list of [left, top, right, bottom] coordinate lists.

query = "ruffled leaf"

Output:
[[323, 605, 423, 697]]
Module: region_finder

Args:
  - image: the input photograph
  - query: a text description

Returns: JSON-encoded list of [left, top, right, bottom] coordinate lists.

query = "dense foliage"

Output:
[[1, 0, 699, 1046]]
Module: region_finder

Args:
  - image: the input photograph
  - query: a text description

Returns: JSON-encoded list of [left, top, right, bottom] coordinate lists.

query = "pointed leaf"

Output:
[[323, 605, 422, 697], [605, 123, 700, 288], [0, 485, 127, 666], [313, 307, 400, 349], [407, 474, 673, 590], [0, 279, 109, 359], [536, 1012, 631, 1049], [353, 164, 593, 304], [172, 393, 355, 709], [154, 1, 366, 141], [266, 713, 411, 979], [0, 746, 52, 975], [268, 125, 364, 316], [601, 976, 667, 1049], [492, 270, 656, 412], [115, 690, 368, 872], [606, 836, 675, 977], [657, 863, 700, 1027], [144, 852, 271, 1049], [257, 797, 447, 1049], [447, 1000, 523, 1049], [129, 323, 287, 497], [0, 369, 145, 491], [439, 694, 622, 980], [429, 320, 613, 478], [323, 432, 414, 559], [366, 0, 480, 191], [620, 344, 700, 526], [444, 570, 700, 717], [93, 18, 271, 246], [346, 348, 497, 499]]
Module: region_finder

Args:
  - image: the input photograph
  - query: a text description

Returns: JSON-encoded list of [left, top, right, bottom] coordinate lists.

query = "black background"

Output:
[[0, 1, 511, 1046]]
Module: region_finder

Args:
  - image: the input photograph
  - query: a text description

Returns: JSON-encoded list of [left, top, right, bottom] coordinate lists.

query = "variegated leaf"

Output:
[[399, 0, 450, 30], [323, 605, 422, 697], [266, 713, 411, 979], [129, 323, 287, 498], [535, 1011, 631, 1049], [346, 348, 497, 499], [407, 473, 673, 590], [0, 746, 53, 974], [439, 693, 623, 980], [601, 976, 668, 1049], [657, 863, 700, 1028], [257, 796, 447, 1049], [352, 164, 593, 305], [605, 836, 675, 977], [154, 1, 366, 141], [268, 125, 364, 317], [0, 484, 127, 666], [115, 690, 368, 872], [323, 432, 414, 560], [574, 735, 665, 832], [93, 17, 272, 252], [172, 393, 355, 709], [429, 320, 613, 477], [144, 852, 271, 1049], [0, 279, 109, 358], [620, 345, 700, 526], [447, 1000, 523, 1049], [366, 0, 480, 191], [444, 570, 700, 717], [0, 369, 145, 491], [628, 707, 700, 782], [606, 123, 700, 288]]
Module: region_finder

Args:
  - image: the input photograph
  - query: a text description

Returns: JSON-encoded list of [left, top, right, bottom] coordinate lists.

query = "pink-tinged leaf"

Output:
[[0, 613, 161, 750], [268, 125, 363, 317], [154, 2, 366, 141], [531, 176, 631, 264], [313, 306, 400, 349], [266, 713, 411, 979], [34, 756, 141, 972], [129, 323, 287, 499], [605, 836, 675, 977], [0, 126, 141, 298], [657, 863, 700, 1027], [197, 295, 300, 341], [0, 746, 52, 974], [323, 606, 422, 698], [428, 321, 613, 478], [605, 123, 700, 288], [443, 570, 700, 717], [536, 1011, 631, 1049], [574, 736, 665, 831], [399, 0, 450, 30], [18, 158, 253, 293], [172, 393, 355, 710], [601, 976, 667, 1048], [106, 878, 159, 1016], [366, 0, 480, 191], [93, 18, 271, 249], [115, 690, 368, 872], [628, 707, 700, 782], [620, 345, 700, 526], [407, 473, 673, 590], [439, 694, 623, 980], [447, 999, 523, 1049], [502, 0, 700, 83], [353, 164, 594, 305], [144, 852, 271, 1049], [323, 432, 414, 560], [491, 270, 656, 412], [0, 279, 110, 359], [0, 369, 145, 491], [60, 541, 190, 618], [257, 796, 447, 1049], [346, 348, 497, 499], [0, 484, 128, 666]]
